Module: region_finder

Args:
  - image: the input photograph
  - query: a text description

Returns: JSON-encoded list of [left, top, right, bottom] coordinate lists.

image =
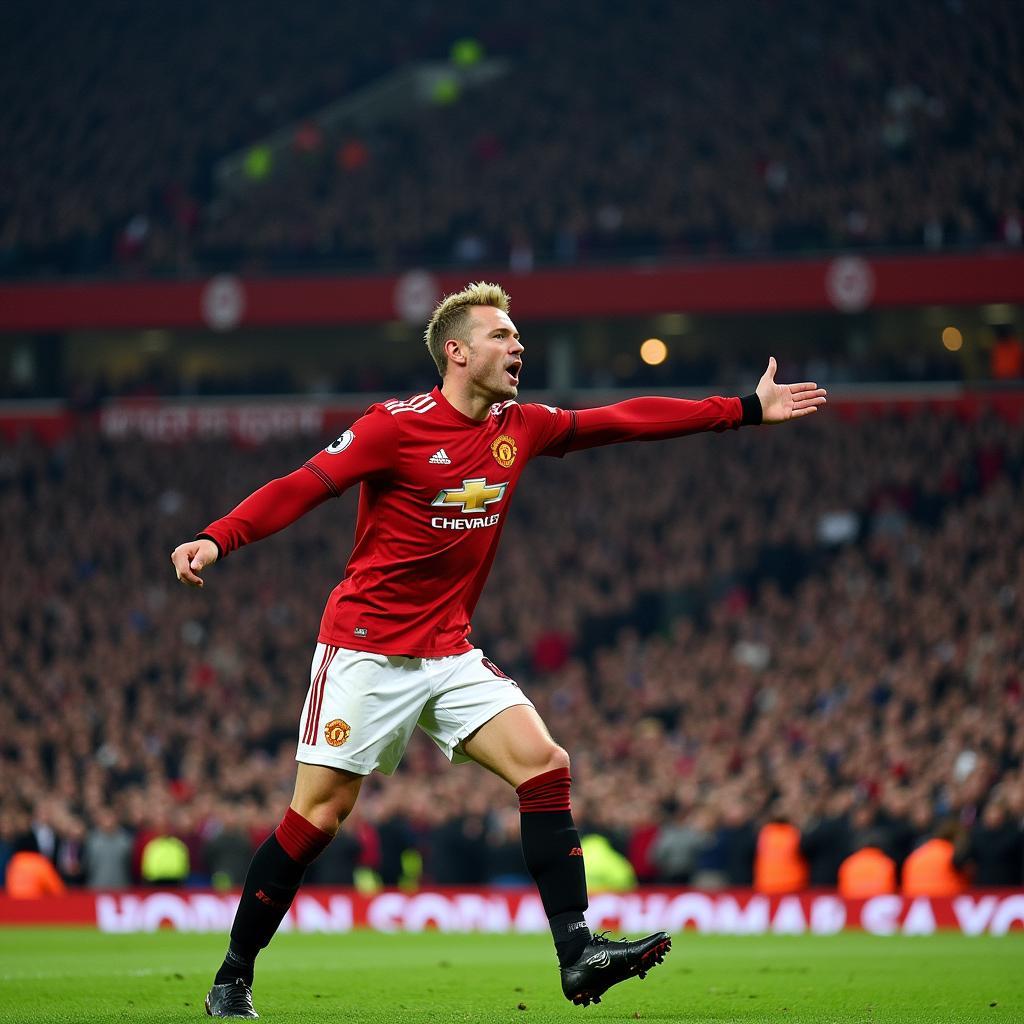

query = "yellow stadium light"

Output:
[[640, 338, 668, 365], [942, 326, 963, 352]]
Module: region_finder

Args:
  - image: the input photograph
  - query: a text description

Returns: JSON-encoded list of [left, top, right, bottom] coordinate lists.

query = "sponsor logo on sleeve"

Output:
[[325, 430, 354, 454]]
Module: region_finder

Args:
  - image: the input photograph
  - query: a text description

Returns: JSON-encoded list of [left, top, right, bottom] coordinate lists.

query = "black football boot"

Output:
[[205, 978, 259, 1019], [560, 930, 672, 1007]]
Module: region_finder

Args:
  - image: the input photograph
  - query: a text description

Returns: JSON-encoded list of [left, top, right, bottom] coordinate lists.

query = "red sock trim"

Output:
[[516, 766, 572, 813], [274, 807, 333, 866]]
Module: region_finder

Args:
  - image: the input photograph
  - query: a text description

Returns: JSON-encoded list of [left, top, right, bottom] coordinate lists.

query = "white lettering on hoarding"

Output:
[[901, 897, 936, 936], [809, 896, 846, 935], [84, 890, 1024, 935], [990, 895, 1024, 936], [665, 893, 715, 932], [293, 895, 353, 932], [712, 895, 770, 935], [771, 896, 807, 935], [952, 896, 997, 936], [366, 893, 405, 933], [99, 404, 324, 442], [861, 895, 902, 936]]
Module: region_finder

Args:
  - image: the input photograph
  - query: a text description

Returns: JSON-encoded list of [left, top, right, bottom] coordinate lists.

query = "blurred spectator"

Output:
[[0, 400, 1022, 887], [755, 808, 809, 895], [800, 790, 855, 886], [837, 832, 897, 899], [5, 833, 66, 898], [954, 801, 1024, 887], [54, 816, 88, 887], [304, 829, 362, 886], [650, 805, 711, 884], [485, 808, 530, 885], [203, 805, 256, 889], [990, 325, 1024, 381], [902, 822, 968, 897], [580, 833, 636, 893], [717, 800, 757, 886], [85, 809, 133, 889], [138, 817, 191, 887], [876, 787, 919, 881], [1, 1, 1023, 278]]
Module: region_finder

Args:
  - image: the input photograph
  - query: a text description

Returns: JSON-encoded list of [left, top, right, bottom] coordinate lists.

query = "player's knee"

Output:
[[293, 787, 359, 835], [544, 744, 571, 774], [300, 797, 353, 836]]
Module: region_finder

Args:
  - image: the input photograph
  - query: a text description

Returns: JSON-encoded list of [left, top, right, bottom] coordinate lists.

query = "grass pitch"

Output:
[[0, 928, 1021, 1023]]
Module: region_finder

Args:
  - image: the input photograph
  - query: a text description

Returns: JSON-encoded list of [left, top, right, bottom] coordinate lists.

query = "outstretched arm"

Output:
[[171, 467, 335, 588], [558, 359, 825, 453], [170, 408, 398, 589]]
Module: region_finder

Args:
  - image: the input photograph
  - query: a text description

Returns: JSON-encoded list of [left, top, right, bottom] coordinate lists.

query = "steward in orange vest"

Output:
[[4, 835, 66, 899], [755, 818, 809, 894], [838, 844, 897, 899], [902, 825, 967, 897]]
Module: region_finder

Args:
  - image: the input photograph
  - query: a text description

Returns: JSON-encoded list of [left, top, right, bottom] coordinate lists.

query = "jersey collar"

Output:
[[432, 386, 493, 427]]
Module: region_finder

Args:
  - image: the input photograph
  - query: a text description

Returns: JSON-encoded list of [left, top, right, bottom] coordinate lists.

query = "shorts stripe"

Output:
[[302, 645, 336, 744], [307, 644, 340, 745]]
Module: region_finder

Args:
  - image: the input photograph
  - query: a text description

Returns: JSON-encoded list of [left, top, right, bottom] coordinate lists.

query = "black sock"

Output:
[[520, 810, 591, 966], [214, 832, 307, 985]]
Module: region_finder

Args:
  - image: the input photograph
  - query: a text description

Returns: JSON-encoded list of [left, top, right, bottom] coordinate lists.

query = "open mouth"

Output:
[[506, 362, 522, 385]]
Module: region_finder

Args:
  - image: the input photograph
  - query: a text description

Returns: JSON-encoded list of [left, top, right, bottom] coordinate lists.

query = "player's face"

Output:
[[465, 306, 524, 400]]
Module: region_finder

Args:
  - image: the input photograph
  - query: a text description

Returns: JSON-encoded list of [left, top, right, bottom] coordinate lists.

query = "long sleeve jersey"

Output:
[[199, 386, 760, 657]]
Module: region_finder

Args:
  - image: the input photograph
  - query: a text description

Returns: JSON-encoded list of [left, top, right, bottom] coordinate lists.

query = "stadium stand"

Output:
[[2, 403, 1022, 889], [1, 0, 1021, 277]]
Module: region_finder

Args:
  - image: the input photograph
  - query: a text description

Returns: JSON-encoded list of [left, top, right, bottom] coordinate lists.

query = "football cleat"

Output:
[[560, 930, 672, 1007], [205, 978, 260, 1018]]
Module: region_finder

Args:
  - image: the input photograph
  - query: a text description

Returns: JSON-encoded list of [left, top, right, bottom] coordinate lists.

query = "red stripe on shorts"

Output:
[[302, 645, 333, 744], [305, 645, 339, 745]]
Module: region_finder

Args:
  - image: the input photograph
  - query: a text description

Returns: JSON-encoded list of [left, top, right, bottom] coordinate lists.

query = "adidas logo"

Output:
[[428, 449, 452, 465]]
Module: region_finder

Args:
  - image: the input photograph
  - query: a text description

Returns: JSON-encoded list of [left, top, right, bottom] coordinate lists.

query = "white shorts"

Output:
[[295, 644, 534, 775]]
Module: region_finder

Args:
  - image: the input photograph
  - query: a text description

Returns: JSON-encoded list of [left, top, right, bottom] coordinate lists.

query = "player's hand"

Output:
[[755, 357, 827, 424], [170, 538, 219, 588]]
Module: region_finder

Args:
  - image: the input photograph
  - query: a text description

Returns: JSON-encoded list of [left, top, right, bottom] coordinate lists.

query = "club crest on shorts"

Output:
[[490, 434, 518, 468], [324, 719, 351, 747]]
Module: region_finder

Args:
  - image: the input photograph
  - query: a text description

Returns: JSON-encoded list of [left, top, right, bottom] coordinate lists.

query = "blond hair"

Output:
[[424, 281, 511, 377]]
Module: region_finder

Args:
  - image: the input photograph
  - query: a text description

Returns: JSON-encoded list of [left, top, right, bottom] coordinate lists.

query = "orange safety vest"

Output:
[[754, 822, 808, 894], [901, 838, 966, 897], [5, 851, 66, 899], [837, 847, 897, 899]]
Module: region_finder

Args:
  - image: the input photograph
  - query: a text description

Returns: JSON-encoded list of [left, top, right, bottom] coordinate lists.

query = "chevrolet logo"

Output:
[[431, 477, 508, 514]]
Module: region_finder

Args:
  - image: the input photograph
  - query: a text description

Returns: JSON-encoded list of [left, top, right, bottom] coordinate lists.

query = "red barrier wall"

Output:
[[2, 252, 1023, 331], [2, 888, 1023, 935]]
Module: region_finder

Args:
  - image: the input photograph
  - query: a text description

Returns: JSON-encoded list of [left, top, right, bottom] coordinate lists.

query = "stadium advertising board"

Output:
[[3, 890, 1023, 936], [1, 252, 1023, 331]]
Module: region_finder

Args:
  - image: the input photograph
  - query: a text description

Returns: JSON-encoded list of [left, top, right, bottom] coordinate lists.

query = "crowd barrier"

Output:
[[3, 889, 1023, 936]]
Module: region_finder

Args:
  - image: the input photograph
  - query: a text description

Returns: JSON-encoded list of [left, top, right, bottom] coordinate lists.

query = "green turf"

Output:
[[0, 929, 1021, 1023]]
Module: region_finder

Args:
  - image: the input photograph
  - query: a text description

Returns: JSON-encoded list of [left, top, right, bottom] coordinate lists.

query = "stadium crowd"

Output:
[[2, 399, 1023, 894], [1, 0, 1021, 277]]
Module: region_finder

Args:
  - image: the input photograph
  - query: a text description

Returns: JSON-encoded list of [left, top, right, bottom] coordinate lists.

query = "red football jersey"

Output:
[[200, 386, 749, 657]]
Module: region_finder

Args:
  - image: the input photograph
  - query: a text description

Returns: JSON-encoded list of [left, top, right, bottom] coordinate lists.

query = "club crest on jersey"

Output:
[[490, 434, 518, 468], [324, 719, 351, 747], [431, 477, 507, 514], [325, 430, 354, 454]]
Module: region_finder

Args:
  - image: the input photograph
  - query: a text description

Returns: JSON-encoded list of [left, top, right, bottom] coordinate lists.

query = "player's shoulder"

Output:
[[488, 398, 519, 421], [496, 399, 563, 423], [378, 392, 439, 417]]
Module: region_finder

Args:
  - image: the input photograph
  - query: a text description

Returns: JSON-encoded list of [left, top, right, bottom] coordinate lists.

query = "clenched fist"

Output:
[[170, 538, 219, 588]]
